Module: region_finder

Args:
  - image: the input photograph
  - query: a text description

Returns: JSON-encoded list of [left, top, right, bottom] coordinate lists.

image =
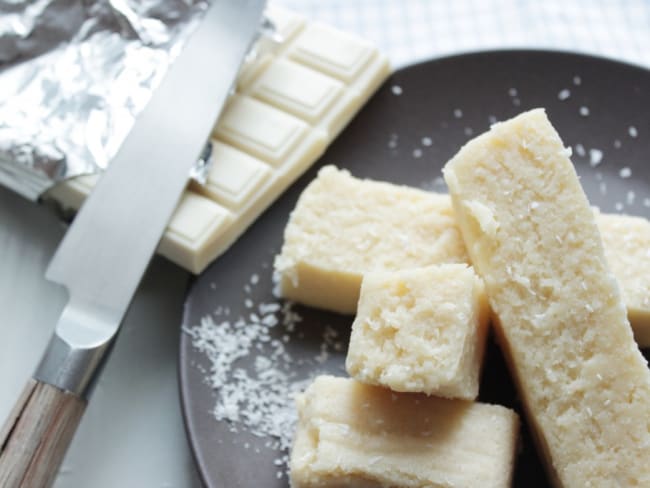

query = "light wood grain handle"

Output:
[[0, 378, 86, 488]]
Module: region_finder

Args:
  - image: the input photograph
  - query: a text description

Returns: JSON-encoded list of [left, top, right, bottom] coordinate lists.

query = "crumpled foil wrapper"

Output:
[[0, 0, 219, 200]]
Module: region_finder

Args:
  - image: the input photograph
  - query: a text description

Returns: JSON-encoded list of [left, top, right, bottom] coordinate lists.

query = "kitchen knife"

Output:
[[0, 1, 266, 486]]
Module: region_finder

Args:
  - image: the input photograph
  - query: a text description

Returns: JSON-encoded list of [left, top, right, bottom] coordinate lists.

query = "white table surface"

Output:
[[1, 1, 649, 487]]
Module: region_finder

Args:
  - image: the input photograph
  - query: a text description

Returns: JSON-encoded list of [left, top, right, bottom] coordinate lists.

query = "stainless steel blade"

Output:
[[35, 0, 267, 395]]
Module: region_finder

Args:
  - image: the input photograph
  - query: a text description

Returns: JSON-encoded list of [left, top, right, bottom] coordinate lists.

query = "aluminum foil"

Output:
[[0, 0, 214, 200]]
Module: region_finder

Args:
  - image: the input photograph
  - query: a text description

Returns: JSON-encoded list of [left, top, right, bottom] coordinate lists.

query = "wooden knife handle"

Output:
[[0, 378, 86, 488]]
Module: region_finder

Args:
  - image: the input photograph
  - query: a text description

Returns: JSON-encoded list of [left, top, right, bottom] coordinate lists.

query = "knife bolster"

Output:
[[34, 300, 116, 397]]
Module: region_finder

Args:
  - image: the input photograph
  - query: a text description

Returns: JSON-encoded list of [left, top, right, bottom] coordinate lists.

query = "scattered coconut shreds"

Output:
[[558, 89, 571, 101], [464, 127, 474, 136], [413, 148, 423, 158], [614, 139, 622, 149], [619, 167, 632, 179], [615, 202, 624, 212], [508, 88, 518, 97], [186, 302, 304, 452], [421, 136, 432, 146], [185, 284, 344, 456], [391, 85, 403, 96], [573, 75, 582, 86], [643, 197, 650, 208], [627, 191, 636, 205], [453, 108, 463, 118], [629, 126, 638, 138], [589, 149, 603, 167], [575, 143, 586, 157], [579, 106, 590, 117]]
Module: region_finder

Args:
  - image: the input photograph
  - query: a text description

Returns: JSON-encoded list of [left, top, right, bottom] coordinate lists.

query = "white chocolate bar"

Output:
[[46, 174, 100, 212], [196, 141, 270, 208], [274, 165, 650, 346], [44, 7, 391, 274], [443, 109, 650, 486], [214, 94, 313, 166], [290, 375, 519, 488], [346, 264, 489, 400], [289, 23, 375, 83]]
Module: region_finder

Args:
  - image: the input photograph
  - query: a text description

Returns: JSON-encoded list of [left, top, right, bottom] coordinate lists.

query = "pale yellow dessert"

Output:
[[443, 108, 650, 487], [346, 264, 488, 400], [597, 211, 650, 346], [274, 166, 469, 313], [274, 166, 650, 346], [290, 375, 519, 488]]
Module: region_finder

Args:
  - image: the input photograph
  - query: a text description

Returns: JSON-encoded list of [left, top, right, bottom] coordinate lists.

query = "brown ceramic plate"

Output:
[[179, 50, 650, 487]]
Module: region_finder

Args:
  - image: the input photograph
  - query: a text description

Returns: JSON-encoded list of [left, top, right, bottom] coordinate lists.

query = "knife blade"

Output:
[[0, 1, 266, 486]]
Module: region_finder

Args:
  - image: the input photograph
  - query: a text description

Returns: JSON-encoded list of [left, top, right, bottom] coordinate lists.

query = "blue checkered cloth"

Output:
[[276, 0, 650, 68]]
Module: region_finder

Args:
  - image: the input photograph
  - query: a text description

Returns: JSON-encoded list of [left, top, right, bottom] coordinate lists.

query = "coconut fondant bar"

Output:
[[45, 6, 391, 274], [274, 165, 469, 313], [290, 375, 519, 488], [597, 211, 650, 345], [346, 264, 489, 400], [443, 109, 650, 486], [274, 165, 650, 346]]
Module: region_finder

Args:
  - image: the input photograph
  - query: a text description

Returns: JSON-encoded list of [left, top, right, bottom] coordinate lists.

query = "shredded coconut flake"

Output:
[[619, 167, 632, 179], [185, 294, 339, 456], [412, 148, 423, 158], [558, 89, 571, 101], [421, 136, 432, 146], [391, 84, 403, 96], [573, 75, 581, 86], [453, 108, 463, 118], [575, 144, 586, 157], [579, 106, 590, 117], [589, 149, 603, 167], [628, 126, 638, 138]]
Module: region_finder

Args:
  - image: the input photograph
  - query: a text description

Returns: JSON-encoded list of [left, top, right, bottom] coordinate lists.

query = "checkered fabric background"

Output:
[[276, 0, 650, 68]]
